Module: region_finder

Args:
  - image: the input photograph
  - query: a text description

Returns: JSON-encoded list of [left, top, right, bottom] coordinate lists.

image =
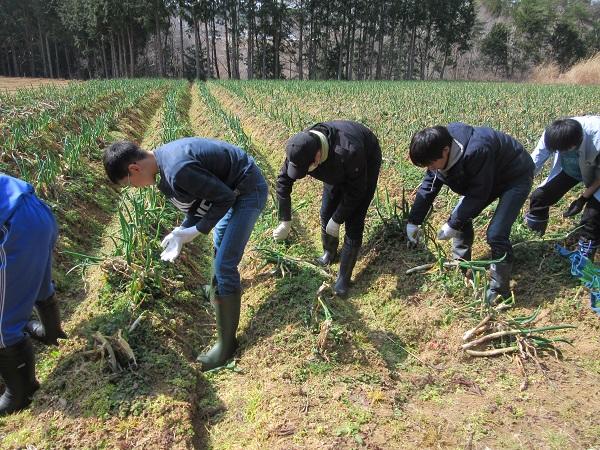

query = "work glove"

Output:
[[160, 227, 184, 262], [563, 196, 587, 218], [172, 226, 201, 244], [437, 222, 460, 241], [406, 223, 420, 248], [273, 221, 292, 241], [325, 218, 340, 237]]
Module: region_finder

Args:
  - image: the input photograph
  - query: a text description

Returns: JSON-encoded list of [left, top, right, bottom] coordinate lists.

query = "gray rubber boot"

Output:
[[451, 226, 474, 261], [198, 290, 241, 371], [334, 238, 361, 298], [316, 229, 339, 266], [524, 213, 548, 236], [486, 261, 513, 305], [26, 295, 67, 346], [0, 337, 40, 416]]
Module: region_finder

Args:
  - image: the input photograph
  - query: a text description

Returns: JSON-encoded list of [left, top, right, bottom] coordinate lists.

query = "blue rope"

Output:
[[556, 244, 600, 316]]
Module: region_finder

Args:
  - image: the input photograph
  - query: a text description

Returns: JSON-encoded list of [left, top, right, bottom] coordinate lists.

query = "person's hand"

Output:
[[273, 221, 292, 241], [161, 227, 184, 262], [325, 218, 340, 237], [172, 226, 201, 244], [563, 196, 587, 218], [406, 223, 420, 248], [437, 222, 460, 240]]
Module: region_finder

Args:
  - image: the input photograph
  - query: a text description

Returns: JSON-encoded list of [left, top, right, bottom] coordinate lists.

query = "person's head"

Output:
[[103, 140, 157, 187], [409, 126, 453, 170], [544, 118, 584, 152], [285, 131, 322, 179]]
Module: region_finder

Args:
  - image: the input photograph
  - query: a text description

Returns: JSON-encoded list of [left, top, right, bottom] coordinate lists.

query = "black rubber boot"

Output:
[[0, 338, 40, 416], [316, 229, 339, 266], [486, 261, 513, 305], [26, 295, 67, 346], [198, 290, 241, 371], [577, 238, 598, 261], [334, 238, 361, 298], [524, 213, 548, 236]]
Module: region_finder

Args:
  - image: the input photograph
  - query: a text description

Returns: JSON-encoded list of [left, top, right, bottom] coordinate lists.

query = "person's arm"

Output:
[[583, 178, 600, 199], [174, 164, 237, 234], [531, 133, 552, 177], [275, 159, 294, 221], [407, 170, 444, 225]]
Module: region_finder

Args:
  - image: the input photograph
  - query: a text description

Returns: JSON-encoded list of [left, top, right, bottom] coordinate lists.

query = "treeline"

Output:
[[479, 0, 600, 77], [0, 0, 599, 81]]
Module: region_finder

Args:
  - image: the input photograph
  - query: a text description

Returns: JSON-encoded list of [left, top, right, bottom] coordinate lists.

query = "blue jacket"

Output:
[[154, 137, 262, 234], [408, 123, 534, 230], [0, 173, 34, 227]]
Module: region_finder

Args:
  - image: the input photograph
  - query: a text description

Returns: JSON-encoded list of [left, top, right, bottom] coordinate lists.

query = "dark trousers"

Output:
[[453, 173, 533, 262], [319, 146, 382, 246], [528, 170, 600, 241]]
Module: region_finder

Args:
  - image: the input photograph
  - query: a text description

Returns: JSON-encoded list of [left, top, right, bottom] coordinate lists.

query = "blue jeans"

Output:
[[0, 194, 57, 348], [452, 174, 533, 262], [212, 172, 268, 295]]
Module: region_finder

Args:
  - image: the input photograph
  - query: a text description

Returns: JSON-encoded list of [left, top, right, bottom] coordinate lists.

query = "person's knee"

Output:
[[215, 269, 241, 295], [529, 186, 552, 209]]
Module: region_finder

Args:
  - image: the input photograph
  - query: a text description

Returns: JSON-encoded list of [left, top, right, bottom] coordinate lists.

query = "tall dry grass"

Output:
[[530, 52, 600, 84]]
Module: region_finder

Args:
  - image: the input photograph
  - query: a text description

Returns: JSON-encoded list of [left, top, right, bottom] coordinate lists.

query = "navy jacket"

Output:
[[276, 120, 381, 224], [154, 137, 262, 234], [408, 123, 534, 230]]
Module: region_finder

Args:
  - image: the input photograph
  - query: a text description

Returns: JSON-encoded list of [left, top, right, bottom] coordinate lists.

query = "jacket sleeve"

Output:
[[174, 164, 237, 234], [531, 134, 552, 177], [181, 213, 199, 228], [275, 158, 294, 221], [407, 170, 444, 225], [331, 148, 368, 224], [448, 147, 495, 230]]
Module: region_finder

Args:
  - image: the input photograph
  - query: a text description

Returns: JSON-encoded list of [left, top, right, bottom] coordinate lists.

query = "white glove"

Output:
[[325, 218, 340, 237], [172, 226, 201, 244], [437, 222, 460, 240], [160, 227, 184, 262], [406, 223, 420, 247], [273, 221, 292, 241]]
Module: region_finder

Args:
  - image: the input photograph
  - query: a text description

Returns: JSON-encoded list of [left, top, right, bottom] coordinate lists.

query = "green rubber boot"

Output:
[[198, 290, 241, 371]]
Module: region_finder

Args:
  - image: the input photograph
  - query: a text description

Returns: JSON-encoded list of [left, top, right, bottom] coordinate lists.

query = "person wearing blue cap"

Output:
[[0, 173, 66, 416], [273, 121, 382, 298]]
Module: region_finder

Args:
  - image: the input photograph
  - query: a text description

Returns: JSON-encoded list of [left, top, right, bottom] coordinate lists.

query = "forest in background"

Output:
[[1, 0, 600, 81]]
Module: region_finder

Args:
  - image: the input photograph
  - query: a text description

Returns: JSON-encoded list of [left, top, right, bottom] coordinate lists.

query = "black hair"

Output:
[[544, 119, 584, 151], [103, 140, 147, 184], [409, 126, 453, 167]]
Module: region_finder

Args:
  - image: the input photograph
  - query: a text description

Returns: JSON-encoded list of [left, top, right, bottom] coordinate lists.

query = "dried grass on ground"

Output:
[[530, 52, 600, 85], [0, 76, 74, 93]]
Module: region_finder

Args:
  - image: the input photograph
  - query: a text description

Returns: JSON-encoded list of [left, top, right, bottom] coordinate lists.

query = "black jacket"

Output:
[[408, 122, 534, 230], [276, 120, 381, 224]]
